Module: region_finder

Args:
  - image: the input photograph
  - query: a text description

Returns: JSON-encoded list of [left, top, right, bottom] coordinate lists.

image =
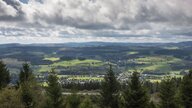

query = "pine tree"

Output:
[[44, 68, 64, 108], [100, 65, 120, 108], [20, 83, 35, 108], [66, 91, 81, 108], [79, 96, 94, 108], [148, 101, 156, 108], [180, 70, 192, 108], [19, 63, 36, 108], [159, 78, 177, 108], [19, 63, 33, 84], [123, 71, 149, 108], [0, 61, 10, 89]]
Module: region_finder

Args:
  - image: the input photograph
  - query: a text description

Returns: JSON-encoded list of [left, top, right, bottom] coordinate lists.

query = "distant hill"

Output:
[[1, 41, 192, 47]]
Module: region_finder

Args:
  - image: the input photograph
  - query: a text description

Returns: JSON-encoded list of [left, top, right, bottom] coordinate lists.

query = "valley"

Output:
[[0, 42, 192, 84]]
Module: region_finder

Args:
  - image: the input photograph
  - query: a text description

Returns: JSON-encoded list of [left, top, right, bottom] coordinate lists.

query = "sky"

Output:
[[0, 0, 192, 44]]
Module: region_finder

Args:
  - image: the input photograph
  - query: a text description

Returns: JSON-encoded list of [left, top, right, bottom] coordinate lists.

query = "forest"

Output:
[[0, 61, 192, 108]]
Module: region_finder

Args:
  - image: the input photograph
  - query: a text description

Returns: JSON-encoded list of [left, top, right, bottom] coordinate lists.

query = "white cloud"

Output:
[[0, 0, 192, 43], [0, 0, 17, 17]]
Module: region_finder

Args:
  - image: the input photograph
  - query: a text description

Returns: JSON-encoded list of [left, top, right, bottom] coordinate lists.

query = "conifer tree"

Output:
[[159, 78, 177, 108], [66, 91, 81, 108], [100, 65, 120, 108], [180, 70, 192, 108], [19, 63, 36, 108], [19, 63, 33, 84], [0, 61, 10, 89], [44, 68, 64, 108], [79, 96, 94, 108], [123, 71, 149, 108], [149, 101, 156, 108]]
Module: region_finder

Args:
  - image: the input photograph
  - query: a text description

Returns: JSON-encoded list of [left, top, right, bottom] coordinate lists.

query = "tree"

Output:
[[100, 65, 120, 108], [0, 88, 24, 108], [44, 69, 64, 108], [19, 63, 33, 84], [148, 101, 156, 108], [79, 96, 94, 108], [159, 78, 177, 108], [0, 61, 10, 89], [19, 63, 36, 108], [180, 70, 192, 108], [123, 71, 149, 108], [66, 91, 81, 108]]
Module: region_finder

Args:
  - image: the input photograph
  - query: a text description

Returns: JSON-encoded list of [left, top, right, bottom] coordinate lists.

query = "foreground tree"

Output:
[[0, 61, 10, 89], [19, 63, 33, 84], [44, 69, 64, 108], [79, 96, 94, 108], [100, 65, 120, 108], [149, 101, 156, 108], [66, 91, 81, 108], [19, 63, 37, 108], [180, 70, 192, 108], [123, 71, 149, 108], [0, 88, 24, 108], [159, 78, 177, 108]]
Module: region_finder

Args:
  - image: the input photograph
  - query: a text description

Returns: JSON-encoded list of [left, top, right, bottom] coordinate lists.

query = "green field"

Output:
[[38, 65, 52, 72], [43, 57, 60, 61], [52, 59, 104, 67], [163, 46, 179, 50], [67, 76, 103, 81], [127, 56, 183, 73], [38, 59, 105, 72], [127, 51, 138, 55]]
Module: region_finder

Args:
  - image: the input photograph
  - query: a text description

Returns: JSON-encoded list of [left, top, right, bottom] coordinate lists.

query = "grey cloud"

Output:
[[1, 0, 192, 30], [3, 0, 21, 10], [0, 0, 192, 43], [0, 0, 25, 21]]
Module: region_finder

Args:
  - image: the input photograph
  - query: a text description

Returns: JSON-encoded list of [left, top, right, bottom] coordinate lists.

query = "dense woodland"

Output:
[[0, 61, 192, 108]]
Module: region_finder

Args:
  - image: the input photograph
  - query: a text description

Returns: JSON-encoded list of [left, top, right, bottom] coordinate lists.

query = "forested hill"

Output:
[[1, 41, 192, 47], [0, 41, 191, 76]]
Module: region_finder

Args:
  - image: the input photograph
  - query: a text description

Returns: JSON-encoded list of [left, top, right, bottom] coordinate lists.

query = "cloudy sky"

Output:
[[0, 0, 192, 44]]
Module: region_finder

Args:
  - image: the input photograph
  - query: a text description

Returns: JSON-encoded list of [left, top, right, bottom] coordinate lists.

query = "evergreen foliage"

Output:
[[66, 91, 81, 108], [79, 96, 94, 108], [0, 62, 191, 108], [159, 77, 178, 108], [180, 70, 192, 108], [19, 63, 36, 108], [44, 68, 64, 108], [123, 71, 149, 108], [100, 65, 120, 108], [0, 88, 24, 108], [19, 63, 33, 84], [0, 61, 10, 89]]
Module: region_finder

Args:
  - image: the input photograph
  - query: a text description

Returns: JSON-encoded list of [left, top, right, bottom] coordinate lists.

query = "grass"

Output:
[[68, 76, 103, 81], [52, 59, 104, 67], [127, 51, 138, 55], [58, 75, 69, 78], [38, 65, 52, 72], [43, 57, 60, 62], [127, 56, 183, 74], [148, 79, 161, 83], [136, 56, 167, 63], [143, 63, 171, 72], [38, 59, 105, 72], [163, 46, 179, 50]]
